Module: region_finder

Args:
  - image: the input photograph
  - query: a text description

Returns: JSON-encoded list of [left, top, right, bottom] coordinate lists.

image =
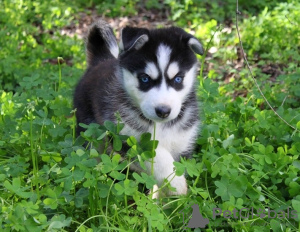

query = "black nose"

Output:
[[155, 105, 171, 118]]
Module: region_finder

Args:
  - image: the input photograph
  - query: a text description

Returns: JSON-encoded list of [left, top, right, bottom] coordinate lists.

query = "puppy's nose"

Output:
[[155, 105, 171, 118]]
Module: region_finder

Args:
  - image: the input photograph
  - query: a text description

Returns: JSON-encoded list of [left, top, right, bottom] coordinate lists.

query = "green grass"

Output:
[[0, 0, 300, 231]]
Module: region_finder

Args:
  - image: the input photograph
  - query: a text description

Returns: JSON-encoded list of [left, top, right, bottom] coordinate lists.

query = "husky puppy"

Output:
[[74, 20, 203, 197]]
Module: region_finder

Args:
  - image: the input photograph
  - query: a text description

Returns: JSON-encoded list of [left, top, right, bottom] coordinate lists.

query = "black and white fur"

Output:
[[74, 20, 203, 197]]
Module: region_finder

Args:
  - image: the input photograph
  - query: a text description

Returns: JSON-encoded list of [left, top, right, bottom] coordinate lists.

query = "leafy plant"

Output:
[[241, 1, 300, 63], [0, 0, 300, 231]]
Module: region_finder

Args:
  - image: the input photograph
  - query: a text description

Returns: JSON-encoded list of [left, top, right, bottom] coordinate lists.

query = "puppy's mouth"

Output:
[[148, 116, 171, 123], [141, 106, 178, 123]]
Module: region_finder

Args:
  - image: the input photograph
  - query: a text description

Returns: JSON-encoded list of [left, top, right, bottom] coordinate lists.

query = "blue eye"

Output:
[[139, 74, 150, 83], [141, 76, 149, 83], [174, 76, 183, 84]]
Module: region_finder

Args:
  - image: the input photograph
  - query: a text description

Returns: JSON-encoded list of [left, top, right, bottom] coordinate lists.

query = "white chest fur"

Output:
[[121, 120, 199, 159], [120, 119, 199, 197]]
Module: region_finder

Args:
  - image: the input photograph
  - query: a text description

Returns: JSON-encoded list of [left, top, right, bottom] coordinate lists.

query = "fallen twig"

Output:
[[235, 0, 299, 133]]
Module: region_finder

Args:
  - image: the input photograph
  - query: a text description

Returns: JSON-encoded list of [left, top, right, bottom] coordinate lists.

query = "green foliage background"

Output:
[[0, 0, 299, 231]]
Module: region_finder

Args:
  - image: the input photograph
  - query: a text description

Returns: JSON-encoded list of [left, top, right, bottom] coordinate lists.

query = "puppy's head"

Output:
[[119, 26, 203, 123]]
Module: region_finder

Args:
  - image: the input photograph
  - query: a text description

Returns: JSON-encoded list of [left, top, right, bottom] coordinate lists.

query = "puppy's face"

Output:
[[119, 27, 203, 123]]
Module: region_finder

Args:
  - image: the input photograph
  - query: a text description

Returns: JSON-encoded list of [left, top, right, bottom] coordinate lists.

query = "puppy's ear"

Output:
[[86, 20, 118, 66], [171, 27, 204, 56], [120, 27, 149, 52], [188, 37, 204, 56]]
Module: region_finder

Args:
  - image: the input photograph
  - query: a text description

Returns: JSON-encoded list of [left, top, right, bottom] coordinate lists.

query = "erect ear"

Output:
[[171, 27, 204, 56], [119, 27, 149, 52], [86, 20, 118, 66], [188, 37, 204, 56]]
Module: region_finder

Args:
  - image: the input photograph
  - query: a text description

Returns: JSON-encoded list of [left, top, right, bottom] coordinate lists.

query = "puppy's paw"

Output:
[[150, 184, 160, 199], [168, 175, 188, 195]]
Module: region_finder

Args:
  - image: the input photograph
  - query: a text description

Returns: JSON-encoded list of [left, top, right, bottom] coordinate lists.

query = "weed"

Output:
[[0, 0, 299, 231]]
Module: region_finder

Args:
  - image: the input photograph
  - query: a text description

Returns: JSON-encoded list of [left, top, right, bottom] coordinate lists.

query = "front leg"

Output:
[[146, 146, 187, 197]]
